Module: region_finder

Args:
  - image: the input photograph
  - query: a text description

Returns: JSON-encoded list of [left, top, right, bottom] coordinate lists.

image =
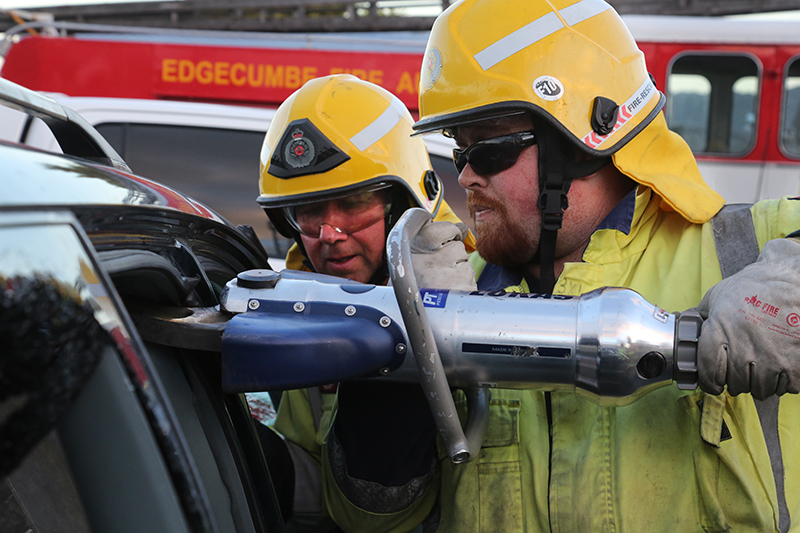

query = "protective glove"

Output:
[[410, 220, 477, 292], [697, 237, 800, 400]]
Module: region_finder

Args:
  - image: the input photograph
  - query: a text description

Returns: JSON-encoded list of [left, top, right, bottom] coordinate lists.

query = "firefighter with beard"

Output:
[[255, 74, 475, 531], [319, 1, 800, 532]]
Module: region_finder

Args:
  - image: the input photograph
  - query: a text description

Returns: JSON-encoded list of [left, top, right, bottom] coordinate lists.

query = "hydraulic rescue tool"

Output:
[[221, 209, 703, 463]]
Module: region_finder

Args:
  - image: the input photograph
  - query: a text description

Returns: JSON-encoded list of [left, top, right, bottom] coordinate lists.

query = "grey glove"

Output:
[[410, 220, 477, 292], [697, 237, 800, 400]]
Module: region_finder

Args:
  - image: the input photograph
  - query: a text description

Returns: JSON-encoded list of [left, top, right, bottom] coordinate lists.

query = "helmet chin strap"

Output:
[[535, 122, 571, 294], [534, 121, 611, 294]]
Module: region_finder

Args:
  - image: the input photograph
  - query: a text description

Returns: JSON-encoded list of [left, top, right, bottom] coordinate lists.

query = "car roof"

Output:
[[42, 93, 278, 132], [0, 140, 228, 222]]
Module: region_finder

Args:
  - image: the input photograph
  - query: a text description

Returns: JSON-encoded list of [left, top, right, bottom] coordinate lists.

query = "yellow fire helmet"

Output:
[[414, 0, 723, 225], [259, 74, 444, 238]]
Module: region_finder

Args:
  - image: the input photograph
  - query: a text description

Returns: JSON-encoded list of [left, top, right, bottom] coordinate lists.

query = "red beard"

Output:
[[467, 191, 537, 268]]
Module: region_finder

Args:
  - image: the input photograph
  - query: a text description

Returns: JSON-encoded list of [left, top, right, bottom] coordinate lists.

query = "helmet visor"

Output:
[[283, 183, 393, 237]]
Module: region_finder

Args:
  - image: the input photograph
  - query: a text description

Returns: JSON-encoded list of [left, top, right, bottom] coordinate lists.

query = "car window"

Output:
[[3, 432, 91, 533], [0, 218, 93, 533], [0, 213, 165, 533]]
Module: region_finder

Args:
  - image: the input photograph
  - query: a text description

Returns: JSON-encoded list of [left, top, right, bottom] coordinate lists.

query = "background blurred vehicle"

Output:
[[0, 76, 287, 532], [0, 95, 464, 269], [0, 24, 466, 268], [4, 17, 800, 204]]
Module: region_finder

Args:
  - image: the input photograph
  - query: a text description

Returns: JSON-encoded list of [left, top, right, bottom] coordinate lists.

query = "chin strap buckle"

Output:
[[538, 188, 569, 232]]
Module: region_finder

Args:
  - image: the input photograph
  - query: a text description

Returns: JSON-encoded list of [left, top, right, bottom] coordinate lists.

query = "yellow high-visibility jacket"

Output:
[[322, 187, 800, 532]]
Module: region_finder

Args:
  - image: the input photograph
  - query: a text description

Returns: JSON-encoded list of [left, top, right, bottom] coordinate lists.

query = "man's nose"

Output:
[[457, 164, 489, 190], [319, 223, 347, 244]]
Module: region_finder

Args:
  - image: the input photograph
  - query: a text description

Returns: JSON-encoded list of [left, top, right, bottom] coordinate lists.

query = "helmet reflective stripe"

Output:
[[350, 95, 407, 151], [474, 0, 612, 71], [582, 76, 657, 149], [560, 0, 613, 25], [474, 13, 561, 71]]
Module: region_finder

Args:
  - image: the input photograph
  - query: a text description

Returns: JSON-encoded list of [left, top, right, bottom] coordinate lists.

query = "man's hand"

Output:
[[697, 237, 800, 400], [410, 220, 477, 291]]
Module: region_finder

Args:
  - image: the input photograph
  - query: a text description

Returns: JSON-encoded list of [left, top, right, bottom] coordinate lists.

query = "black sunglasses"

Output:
[[453, 131, 537, 176]]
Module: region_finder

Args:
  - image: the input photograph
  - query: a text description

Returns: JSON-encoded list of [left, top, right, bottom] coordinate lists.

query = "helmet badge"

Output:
[[533, 76, 564, 101], [422, 48, 443, 91], [285, 128, 316, 169], [269, 118, 350, 179]]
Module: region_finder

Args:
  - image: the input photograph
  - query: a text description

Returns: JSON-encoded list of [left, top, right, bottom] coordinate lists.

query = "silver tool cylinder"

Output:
[[386, 287, 679, 406], [222, 272, 698, 406]]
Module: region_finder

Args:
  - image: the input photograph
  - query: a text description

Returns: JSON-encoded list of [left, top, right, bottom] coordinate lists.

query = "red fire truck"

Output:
[[3, 15, 800, 203], [0, 27, 427, 112]]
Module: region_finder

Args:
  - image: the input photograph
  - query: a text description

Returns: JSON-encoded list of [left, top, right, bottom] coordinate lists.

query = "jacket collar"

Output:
[[595, 187, 637, 235]]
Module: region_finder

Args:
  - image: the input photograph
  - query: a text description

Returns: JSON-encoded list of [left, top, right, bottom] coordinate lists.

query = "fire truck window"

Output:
[[95, 123, 293, 259], [781, 58, 800, 158], [667, 74, 711, 151], [667, 54, 759, 156]]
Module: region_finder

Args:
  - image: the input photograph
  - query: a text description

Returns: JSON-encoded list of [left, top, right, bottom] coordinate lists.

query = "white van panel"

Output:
[[697, 160, 800, 203]]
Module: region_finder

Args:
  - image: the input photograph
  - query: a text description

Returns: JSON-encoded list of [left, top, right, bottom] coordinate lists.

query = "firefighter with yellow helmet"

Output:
[[320, 1, 800, 532], [256, 73, 474, 531], [259, 73, 473, 284]]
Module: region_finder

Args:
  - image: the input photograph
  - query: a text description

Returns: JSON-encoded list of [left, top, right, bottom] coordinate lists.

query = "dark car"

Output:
[[0, 77, 287, 533]]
